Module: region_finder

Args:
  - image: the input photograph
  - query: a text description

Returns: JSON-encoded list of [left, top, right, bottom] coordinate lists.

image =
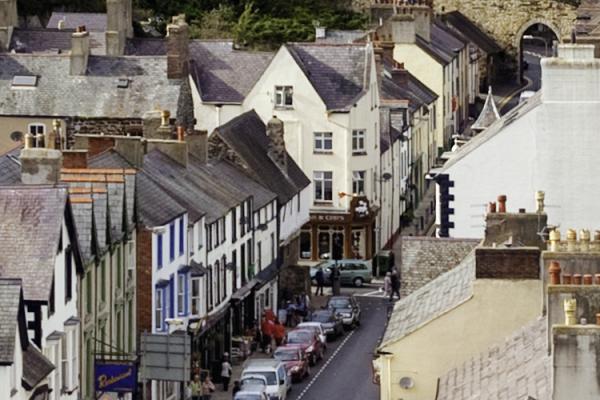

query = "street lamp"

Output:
[[522, 34, 548, 56]]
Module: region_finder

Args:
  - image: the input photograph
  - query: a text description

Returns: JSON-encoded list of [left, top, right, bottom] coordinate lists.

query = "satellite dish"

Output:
[[10, 131, 23, 142], [399, 376, 414, 389]]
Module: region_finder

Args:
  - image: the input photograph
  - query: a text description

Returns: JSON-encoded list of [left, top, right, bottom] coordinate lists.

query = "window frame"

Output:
[[313, 171, 333, 202], [65, 245, 73, 302], [177, 273, 186, 316], [352, 129, 366, 155], [28, 123, 45, 136], [274, 85, 293, 108], [313, 132, 333, 153], [169, 222, 175, 262], [352, 170, 366, 195], [191, 277, 201, 316], [179, 218, 184, 256], [155, 287, 164, 331], [157, 233, 163, 268]]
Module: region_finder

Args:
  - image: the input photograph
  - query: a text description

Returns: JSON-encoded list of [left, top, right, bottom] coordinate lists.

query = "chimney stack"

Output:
[[389, 2, 431, 44], [106, 0, 132, 56], [20, 147, 63, 185], [267, 116, 288, 173], [70, 26, 90, 76], [167, 15, 190, 80], [0, 0, 17, 50], [315, 26, 326, 40]]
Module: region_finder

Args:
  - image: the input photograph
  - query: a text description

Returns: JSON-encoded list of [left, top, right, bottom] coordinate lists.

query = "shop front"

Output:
[[299, 197, 378, 261], [189, 305, 231, 383]]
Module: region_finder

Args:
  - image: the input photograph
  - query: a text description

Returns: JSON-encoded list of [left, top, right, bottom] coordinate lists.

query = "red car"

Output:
[[273, 345, 310, 382], [284, 329, 324, 366]]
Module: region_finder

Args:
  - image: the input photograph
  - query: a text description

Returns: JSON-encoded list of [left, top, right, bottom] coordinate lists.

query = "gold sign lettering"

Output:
[[97, 368, 133, 389]]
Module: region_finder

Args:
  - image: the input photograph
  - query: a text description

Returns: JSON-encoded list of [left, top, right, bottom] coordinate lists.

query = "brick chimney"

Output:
[[167, 15, 190, 79], [106, 0, 132, 56], [20, 134, 63, 184], [389, 1, 431, 44], [70, 26, 90, 76], [0, 0, 17, 50], [266, 116, 287, 172]]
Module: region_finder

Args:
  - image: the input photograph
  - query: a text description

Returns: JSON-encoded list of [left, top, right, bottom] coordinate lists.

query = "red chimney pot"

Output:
[[584, 274, 593, 285], [549, 261, 561, 285], [573, 274, 583, 285], [497, 195, 507, 213], [562, 273, 572, 284]]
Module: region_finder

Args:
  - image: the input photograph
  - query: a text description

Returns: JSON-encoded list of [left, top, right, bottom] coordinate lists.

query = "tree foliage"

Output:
[[20, 0, 366, 49]]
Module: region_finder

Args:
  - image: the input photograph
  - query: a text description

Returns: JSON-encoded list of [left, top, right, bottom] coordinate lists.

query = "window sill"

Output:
[[313, 151, 333, 155], [313, 201, 334, 206], [274, 105, 294, 110], [352, 151, 367, 156]]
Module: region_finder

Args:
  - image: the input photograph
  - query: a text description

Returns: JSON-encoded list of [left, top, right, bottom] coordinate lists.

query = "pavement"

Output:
[[211, 284, 389, 400]]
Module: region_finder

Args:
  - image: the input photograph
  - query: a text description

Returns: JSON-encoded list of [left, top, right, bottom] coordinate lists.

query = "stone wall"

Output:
[[432, 0, 577, 55], [65, 117, 142, 147]]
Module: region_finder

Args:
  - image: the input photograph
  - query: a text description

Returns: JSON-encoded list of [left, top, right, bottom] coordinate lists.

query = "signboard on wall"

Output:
[[139, 333, 191, 382], [95, 360, 137, 393]]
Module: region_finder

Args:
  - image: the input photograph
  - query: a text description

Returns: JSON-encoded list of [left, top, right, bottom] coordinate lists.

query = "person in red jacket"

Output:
[[273, 319, 285, 346], [260, 316, 274, 353]]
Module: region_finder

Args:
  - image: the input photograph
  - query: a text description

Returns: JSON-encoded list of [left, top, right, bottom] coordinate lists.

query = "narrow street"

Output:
[[288, 289, 388, 400]]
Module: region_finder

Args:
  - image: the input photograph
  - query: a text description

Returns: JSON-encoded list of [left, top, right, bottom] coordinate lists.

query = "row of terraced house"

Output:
[[0, 0, 505, 399]]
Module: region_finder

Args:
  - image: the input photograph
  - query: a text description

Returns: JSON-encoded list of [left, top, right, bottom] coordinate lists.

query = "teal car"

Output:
[[310, 259, 373, 288]]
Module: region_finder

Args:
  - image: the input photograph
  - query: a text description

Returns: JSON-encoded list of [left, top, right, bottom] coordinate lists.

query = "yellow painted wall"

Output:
[[379, 279, 542, 400], [393, 44, 444, 152], [0, 116, 66, 154]]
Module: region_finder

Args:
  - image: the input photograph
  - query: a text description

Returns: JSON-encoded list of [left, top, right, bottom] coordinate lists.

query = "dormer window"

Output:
[[12, 75, 38, 89]]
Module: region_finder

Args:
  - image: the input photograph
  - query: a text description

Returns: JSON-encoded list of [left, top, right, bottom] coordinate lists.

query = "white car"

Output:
[[241, 359, 291, 400], [297, 322, 327, 349], [234, 390, 269, 400]]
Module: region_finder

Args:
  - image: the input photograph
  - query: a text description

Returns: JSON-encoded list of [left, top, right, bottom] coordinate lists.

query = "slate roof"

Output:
[[0, 279, 22, 363], [472, 86, 500, 131], [0, 186, 66, 302], [214, 110, 310, 204], [416, 23, 465, 65], [125, 37, 168, 56], [399, 237, 479, 297], [47, 12, 107, 31], [70, 198, 94, 263], [437, 316, 550, 400], [441, 11, 502, 54], [10, 28, 107, 55], [22, 343, 55, 389], [89, 149, 188, 228], [380, 55, 438, 112], [0, 148, 21, 185], [380, 250, 476, 348], [189, 40, 275, 104], [0, 54, 182, 119], [286, 43, 370, 111]]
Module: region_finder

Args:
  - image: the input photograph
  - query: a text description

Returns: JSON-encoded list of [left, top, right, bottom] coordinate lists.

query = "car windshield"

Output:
[[243, 372, 276, 386], [328, 298, 350, 309], [312, 313, 331, 323], [274, 349, 299, 361], [287, 331, 311, 344], [241, 377, 266, 387], [235, 394, 263, 400], [299, 325, 319, 334]]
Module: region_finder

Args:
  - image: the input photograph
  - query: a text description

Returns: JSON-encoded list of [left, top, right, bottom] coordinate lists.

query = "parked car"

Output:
[[234, 390, 269, 400], [310, 309, 344, 340], [273, 345, 310, 382], [239, 375, 268, 400], [241, 360, 291, 400], [284, 329, 324, 366], [326, 296, 361, 328], [310, 259, 373, 287], [297, 322, 327, 349]]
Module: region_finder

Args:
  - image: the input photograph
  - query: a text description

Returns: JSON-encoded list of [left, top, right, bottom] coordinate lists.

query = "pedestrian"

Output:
[[232, 380, 241, 398], [383, 272, 392, 298], [315, 267, 325, 296], [221, 353, 233, 391], [261, 315, 273, 353], [273, 318, 285, 346], [202, 374, 215, 400], [190, 374, 202, 400], [390, 269, 400, 301]]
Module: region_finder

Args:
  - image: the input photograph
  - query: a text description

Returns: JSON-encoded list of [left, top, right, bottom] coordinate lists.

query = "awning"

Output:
[[179, 260, 207, 276], [189, 304, 230, 338], [155, 279, 169, 288], [254, 261, 279, 290], [231, 280, 258, 302]]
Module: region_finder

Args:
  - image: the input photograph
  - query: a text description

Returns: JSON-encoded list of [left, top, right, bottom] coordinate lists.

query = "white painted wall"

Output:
[[190, 76, 244, 134]]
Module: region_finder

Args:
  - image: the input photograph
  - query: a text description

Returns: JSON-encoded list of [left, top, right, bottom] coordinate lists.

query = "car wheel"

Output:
[[353, 277, 364, 288]]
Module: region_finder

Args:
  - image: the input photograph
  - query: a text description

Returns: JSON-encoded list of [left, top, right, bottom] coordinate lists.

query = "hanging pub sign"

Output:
[[95, 360, 137, 393]]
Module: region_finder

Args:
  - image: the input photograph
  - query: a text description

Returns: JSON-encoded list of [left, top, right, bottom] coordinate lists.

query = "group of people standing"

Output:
[[384, 269, 400, 301], [188, 353, 235, 400]]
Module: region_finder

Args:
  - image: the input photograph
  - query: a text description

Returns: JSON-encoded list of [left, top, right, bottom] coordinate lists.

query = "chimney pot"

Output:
[[581, 317, 588, 325], [596, 313, 600, 325], [487, 202, 496, 214], [497, 195, 507, 212], [580, 229, 591, 251], [535, 190, 545, 212], [161, 110, 171, 127], [549, 261, 561, 285], [567, 229, 577, 252], [562, 273, 572, 284], [584, 274, 593, 285], [564, 298, 577, 325], [177, 126, 185, 142], [549, 229, 561, 252], [573, 274, 583, 285]]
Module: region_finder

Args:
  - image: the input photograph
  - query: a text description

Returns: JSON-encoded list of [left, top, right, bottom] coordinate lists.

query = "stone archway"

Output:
[[515, 19, 562, 84]]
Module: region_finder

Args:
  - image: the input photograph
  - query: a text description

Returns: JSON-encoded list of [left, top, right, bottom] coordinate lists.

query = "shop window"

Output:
[[314, 171, 333, 202], [318, 226, 345, 260], [300, 231, 311, 259]]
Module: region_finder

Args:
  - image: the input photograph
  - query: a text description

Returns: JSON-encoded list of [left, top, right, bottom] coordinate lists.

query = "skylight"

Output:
[[11, 75, 38, 88]]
